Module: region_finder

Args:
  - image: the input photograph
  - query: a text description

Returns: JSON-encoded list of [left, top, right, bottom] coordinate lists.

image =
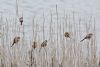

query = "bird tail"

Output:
[[21, 22, 23, 25], [80, 38, 85, 42], [11, 43, 14, 47]]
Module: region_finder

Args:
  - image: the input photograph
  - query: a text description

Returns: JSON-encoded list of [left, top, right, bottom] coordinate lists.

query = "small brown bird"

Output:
[[64, 32, 70, 38], [39, 40, 47, 52], [32, 41, 37, 49], [19, 17, 23, 25], [11, 36, 20, 47], [80, 33, 93, 42]]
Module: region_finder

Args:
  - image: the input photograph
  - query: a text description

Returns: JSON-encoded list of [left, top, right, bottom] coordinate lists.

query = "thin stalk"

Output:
[[43, 12, 45, 41], [55, 5, 59, 65]]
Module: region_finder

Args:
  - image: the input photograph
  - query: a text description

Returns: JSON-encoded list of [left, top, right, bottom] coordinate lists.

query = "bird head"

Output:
[[45, 40, 47, 42], [64, 32, 70, 37], [20, 17, 23, 19], [33, 41, 37, 45]]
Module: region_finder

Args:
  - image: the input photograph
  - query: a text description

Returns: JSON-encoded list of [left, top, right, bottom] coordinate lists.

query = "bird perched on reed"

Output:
[[19, 17, 23, 25], [64, 32, 70, 38], [39, 40, 47, 52], [80, 33, 93, 42], [32, 41, 37, 49], [11, 36, 20, 47]]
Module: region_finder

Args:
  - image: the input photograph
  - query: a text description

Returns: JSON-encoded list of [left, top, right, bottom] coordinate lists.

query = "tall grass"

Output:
[[0, 4, 98, 67]]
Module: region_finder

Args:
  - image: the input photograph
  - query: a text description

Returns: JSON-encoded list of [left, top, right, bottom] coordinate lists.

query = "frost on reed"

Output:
[[0, 4, 98, 67]]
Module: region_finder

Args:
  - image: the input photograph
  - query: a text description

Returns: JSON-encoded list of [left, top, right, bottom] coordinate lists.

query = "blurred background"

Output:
[[0, 0, 100, 67]]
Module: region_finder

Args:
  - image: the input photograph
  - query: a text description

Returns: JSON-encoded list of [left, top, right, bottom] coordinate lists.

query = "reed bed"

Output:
[[0, 3, 99, 67]]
